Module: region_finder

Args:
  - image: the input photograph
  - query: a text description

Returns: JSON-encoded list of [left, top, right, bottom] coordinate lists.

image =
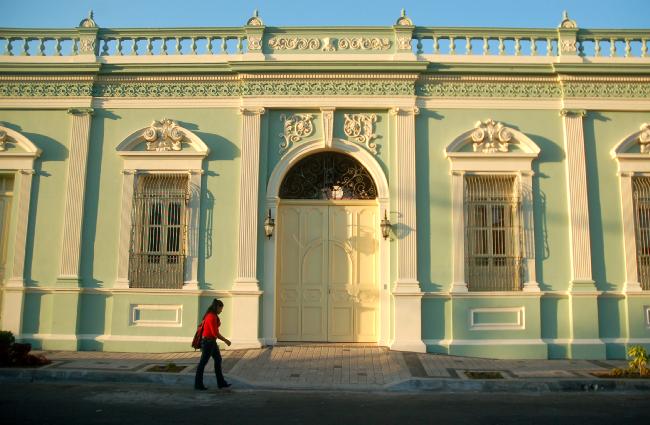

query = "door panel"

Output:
[[277, 203, 378, 343], [277, 205, 328, 341]]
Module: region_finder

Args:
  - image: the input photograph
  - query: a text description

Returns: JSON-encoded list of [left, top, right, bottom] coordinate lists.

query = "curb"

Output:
[[2, 369, 650, 393], [386, 378, 650, 393]]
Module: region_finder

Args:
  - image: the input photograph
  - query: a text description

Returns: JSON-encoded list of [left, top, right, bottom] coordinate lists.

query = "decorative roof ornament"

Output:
[[639, 123, 650, 154], [559, 10, 577, 29], [395, 9, 413, 26], [143, 119, 184, 152], [78, 10, 97, 28], [247, 9, 264, 26], [471, 119, 513, 153]]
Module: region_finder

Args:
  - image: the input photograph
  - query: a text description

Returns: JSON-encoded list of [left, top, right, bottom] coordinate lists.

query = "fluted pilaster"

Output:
[[391, 107, 420, 291], [561, 109, 595, 289], [234, 107, 265, 291], [5, 170, 35, 288], [57, 108, 93, 285]]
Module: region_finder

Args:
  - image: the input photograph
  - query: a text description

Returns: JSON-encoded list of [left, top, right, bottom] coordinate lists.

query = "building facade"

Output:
[[0, 11, 649, 359]]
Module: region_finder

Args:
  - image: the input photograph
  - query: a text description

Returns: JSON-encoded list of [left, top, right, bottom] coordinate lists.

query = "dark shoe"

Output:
[[218, 382, 231, 389], [194, 385, 208, 391]]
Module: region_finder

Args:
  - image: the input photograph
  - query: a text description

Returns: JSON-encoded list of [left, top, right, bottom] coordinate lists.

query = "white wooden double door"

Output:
[[277, 201, 379, 342]]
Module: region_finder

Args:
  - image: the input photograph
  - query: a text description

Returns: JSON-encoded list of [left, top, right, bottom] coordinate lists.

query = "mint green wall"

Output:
[[83, 108, 242, 291], [583, 112, 650, 292], [416, 109, 570, 293]]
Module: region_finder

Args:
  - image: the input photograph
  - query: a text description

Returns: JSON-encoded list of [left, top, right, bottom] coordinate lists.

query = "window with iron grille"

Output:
[[633, 176, 650, 291], [464, 175, 522, 291], [129, 174, 188, 289]]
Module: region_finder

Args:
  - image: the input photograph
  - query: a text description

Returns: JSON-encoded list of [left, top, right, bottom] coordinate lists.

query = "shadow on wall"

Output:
[[583, 112, 616, 292]]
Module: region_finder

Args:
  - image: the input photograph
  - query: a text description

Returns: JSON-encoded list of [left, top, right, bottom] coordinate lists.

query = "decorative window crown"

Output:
[[144, 119, 185, 152], [639, 123, 650, 153], [471, 119, 513, 153]]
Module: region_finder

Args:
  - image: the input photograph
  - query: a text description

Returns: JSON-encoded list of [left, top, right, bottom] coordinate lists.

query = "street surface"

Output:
[[1, 382, 648, 424]]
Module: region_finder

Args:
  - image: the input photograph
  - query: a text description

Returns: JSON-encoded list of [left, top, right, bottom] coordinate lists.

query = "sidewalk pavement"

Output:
[[1, 344, 649, 393]]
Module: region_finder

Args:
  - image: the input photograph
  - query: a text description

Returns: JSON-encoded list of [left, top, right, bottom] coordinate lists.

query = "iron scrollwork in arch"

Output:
[[279, 152, 378, 200]]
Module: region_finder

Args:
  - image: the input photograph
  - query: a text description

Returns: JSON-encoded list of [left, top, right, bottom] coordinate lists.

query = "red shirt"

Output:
[[201, 311, 220, 339]]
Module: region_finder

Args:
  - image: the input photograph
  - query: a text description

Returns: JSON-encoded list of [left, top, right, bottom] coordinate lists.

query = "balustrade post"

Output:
[[557, 10, 579, 59], [244, 10, 265, 60], [392, 9, 415, 60], [76, 10, 99, 59]]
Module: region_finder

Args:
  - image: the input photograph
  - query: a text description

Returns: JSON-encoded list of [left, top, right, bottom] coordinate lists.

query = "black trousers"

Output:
[[194, 338, 227, 387]]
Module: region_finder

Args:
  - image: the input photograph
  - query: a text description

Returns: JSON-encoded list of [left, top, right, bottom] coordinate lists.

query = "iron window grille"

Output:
[[464, 174, 523, 291], [129, 173, 189, 289], [633, 176, 650, 291]]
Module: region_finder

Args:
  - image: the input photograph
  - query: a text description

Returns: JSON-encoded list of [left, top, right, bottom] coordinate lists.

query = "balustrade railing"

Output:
[[0, 24, 648, 60], [576, 30, 648, 58], [412, 28, 559, 56]]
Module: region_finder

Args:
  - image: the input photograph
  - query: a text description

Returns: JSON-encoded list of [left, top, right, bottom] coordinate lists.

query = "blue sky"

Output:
[[2, 0, 650, 28]]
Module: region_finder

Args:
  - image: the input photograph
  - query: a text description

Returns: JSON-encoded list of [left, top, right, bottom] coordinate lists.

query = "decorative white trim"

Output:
[[445, 121, 540, 293], [417, 98, 563, 110], [600, 337, 650, 344], [560, 110, 595, 290], [321, 107, 335, 149], [115, 121, 209, 289], [129, 304, 183, 327], [447, 338, 545, 346], [57, 109, 93, 284], [0, 98, 94, 109], [389, 106, 425, 353], [561, 99, 650, 111], [610, 125, 650, 293], [0, 126, 40, 335], [646, 305, 650, 328], [92, 98, 241, 109], [469, 307, 525, 330], [231, 107, 265, 349], [263, 136, 391, 347]]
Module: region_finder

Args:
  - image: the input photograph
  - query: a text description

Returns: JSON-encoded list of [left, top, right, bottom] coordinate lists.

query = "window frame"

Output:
[[445, 121, 540, 293], [115, 120, 208, 290]]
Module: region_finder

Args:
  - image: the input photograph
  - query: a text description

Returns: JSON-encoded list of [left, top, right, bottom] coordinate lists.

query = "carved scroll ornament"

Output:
[[471, 119, 513, 153], [639, 123, 650, 154], [344, 113, 378, 154], [143, 118, 184, 152], [269, 37, 321, 50], [280, 113, 315, 152]]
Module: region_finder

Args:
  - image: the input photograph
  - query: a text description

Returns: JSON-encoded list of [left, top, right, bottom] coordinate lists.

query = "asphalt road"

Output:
[[1, 382, 648, 425]]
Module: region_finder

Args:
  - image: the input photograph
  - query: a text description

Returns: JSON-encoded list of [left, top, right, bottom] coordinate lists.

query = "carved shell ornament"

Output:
[[143, 119, 184, 152], [471, 119, 513, 153], [639, 123, 650, 154], [280, 113, 315, 152], [344, 113, 378, 154], [0, 129, 7, 152]]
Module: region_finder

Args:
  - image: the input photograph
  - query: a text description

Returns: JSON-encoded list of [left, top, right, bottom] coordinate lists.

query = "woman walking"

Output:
[[194, 299, 231, 390]]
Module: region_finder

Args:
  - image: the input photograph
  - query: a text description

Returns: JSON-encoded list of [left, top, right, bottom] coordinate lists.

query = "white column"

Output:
[[57, 108, 93, 286], [450, 170, 468, 292], [231, 107, 265, 349], [561, 109, 595, 291], [183, 170, 202, 290], [1, 170, 35, 335], [115, 170, 135, 289], [520, 171, 540, 292], [620, 172, 643, 292], [390, 106, 425, 353]]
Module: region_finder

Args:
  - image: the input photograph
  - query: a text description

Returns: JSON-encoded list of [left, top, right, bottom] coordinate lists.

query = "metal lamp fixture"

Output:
[[380, 210, 391, 240], [264, 208, 275, 239]]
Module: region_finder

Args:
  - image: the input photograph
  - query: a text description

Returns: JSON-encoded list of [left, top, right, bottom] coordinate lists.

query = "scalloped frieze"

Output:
[[338, 37, 390, 51], [269, 37, 321, 50]]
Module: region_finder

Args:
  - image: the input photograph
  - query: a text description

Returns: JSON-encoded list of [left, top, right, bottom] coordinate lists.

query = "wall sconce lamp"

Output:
[[380, 210, 391, 240], [264, 208, 275, 239]]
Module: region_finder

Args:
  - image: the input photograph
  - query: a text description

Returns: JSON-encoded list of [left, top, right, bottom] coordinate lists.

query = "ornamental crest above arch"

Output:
[[0, 125, 42, 156], [445, 119, 541, 156], [116, 118, 209, 156]]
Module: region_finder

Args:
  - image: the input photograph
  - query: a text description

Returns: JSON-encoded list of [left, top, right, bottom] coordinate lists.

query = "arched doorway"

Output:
[[276, 152, 380, 342]]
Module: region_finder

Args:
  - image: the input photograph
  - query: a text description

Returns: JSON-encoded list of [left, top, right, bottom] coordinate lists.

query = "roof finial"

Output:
[[247, 9, 264, 26], [395, 8, 413, 26], [559, 10, 577, 29], [78, 9, 97, 28]]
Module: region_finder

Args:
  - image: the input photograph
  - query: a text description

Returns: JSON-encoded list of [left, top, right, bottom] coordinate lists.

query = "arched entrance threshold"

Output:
[[263, 143, 390, 346]]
